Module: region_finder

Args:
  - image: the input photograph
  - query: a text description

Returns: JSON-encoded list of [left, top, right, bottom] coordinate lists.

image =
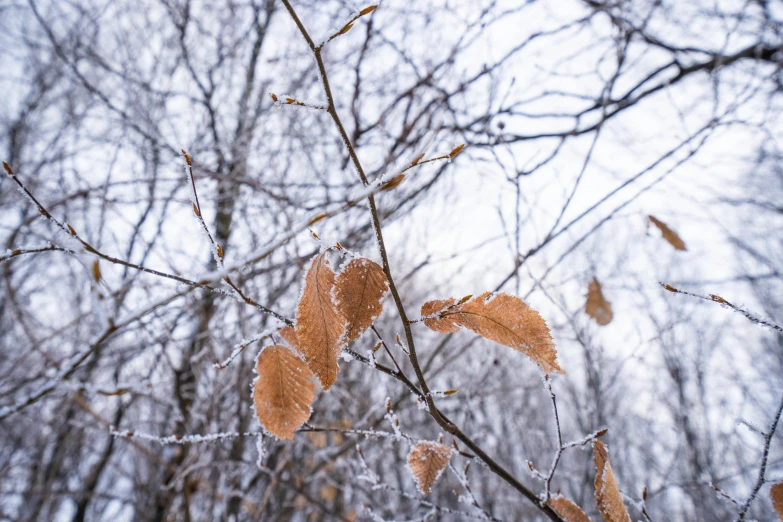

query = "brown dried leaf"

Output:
[[295, 252, 347, 389], [334, 258, 389, 343], [252, 345, 315, 440], [319, 484, 339, 503], [594, 440, 632, 522], [407, 441, 452, 495], [420, 292, 562, 374], [279, 326, 301, 354], [648, 215, 687, 251], [772, 482, 783, 521], [548, 495, 592, 522], [585, 278, 613, 326], [421, 298, 459, 333]]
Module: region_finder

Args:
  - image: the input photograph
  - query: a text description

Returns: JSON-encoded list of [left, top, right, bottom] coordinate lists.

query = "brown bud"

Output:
[[380, 174, 405, 191], [11, 249, 21, 256], [181, 150, 192, 165], [410, 153, 426, 166], [192, 203, 200, 217], [642, 487, 648, 500], [337, 22, 355, 36], [457, 294, 472, 305], [662, 283, 678, 292], [359, 5, 378, 16], [595, 428, 609, 438], [372, 341, 383, 353], [443, 389, 458, 396], [3, 161, 13, 174], [67, 224, 77, 236], [216, 244, 224, 259], [270, 93, 278, 102], [308, 213, 329, 225], [448, 143, 466, 158]]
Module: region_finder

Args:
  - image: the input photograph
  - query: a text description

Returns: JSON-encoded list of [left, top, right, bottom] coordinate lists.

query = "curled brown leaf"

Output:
[[648, 215, 687, 251], [585, 278, 613, 326], [772, 482, 783, 521], [548, 495, 591, 522], [594, 440, 631, 522], [295, 252, 347, 389], [279, 326, 301, 355], [420, 292, 562, 374]]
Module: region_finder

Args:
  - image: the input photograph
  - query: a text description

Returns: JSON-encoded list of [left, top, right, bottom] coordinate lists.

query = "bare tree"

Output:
[[2, 0, 783, 521]]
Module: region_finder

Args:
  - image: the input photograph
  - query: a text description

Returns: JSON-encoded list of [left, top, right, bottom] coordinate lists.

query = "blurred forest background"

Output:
[[1, 0, 783, 520]]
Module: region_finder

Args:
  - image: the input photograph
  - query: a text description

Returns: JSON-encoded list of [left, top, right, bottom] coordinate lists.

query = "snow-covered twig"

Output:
[[734, 390, 783, 520], [660, 282, 782, 333], [110, 426, 264, 445], [213, 329, 278, 369]]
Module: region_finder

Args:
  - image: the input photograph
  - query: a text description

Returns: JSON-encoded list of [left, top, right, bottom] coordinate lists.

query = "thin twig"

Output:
[[660, 283, 782, 333], [735, 390, 783, 520]]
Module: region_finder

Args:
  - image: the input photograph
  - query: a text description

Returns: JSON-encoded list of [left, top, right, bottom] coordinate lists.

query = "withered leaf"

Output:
[[279, 326, 301, 355], [548, 495, 591, 522], [422, 298, 459, 333], [407, 441, 452, 495], [334, 258, 389, 343], [319, 484, 339, 503], [252, 345, 315, 440], [295, 252, 347, 389], [585, 278, 613, 326], [772, 482, 783, 521], [91, 260, 102, 282], [594, 440, 631, 522], [420, 292, 562, 374], [648, 215, 686, 251]]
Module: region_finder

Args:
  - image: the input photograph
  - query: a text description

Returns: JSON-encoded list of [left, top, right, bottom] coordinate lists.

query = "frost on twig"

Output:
[[109, 426, 264, 445], [660, 282, 782, 333]]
